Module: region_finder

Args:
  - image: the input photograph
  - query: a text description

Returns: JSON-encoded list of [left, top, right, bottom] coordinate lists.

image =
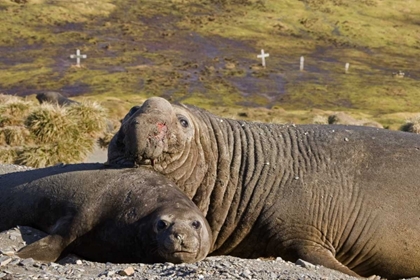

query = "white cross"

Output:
[[345, 62, 350, 74], [300, 56, 304, 71], [257, 49, 269, 68], [70, 49, 87, 67]]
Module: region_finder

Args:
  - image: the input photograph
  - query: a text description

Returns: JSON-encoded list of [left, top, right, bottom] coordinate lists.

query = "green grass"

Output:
[[0, 0, 419, 132]]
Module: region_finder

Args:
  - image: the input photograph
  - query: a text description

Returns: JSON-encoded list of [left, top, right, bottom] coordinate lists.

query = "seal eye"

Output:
[[191, 220, 201, 229], [157, 220, 169, 231], [178, 116, 189, 128]]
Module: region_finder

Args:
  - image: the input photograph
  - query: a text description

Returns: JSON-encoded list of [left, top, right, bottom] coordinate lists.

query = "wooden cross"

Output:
[[257, 49, 269, 68], [70, 49, 87, 67]]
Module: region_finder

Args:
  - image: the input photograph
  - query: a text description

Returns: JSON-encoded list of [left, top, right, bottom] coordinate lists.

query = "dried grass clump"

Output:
[[66, 101, 108, 137], [400, 115, 420, 134], [0, 94, 34, 127], [25, 104, 80, 143], [0, 126, 31, 146], [312, 115, 328, 124], [0, 96, 110, 168], [98, 132, 115, 149], [328, 112, 383, 128], [0, 147, 19, 164], [98, 119, 120, 149], [15, 139, 93, 167]]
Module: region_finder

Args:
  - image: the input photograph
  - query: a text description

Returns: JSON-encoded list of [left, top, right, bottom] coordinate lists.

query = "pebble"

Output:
[[240, 268, 252, 279], [19, 258, 35, 267], [0, 250, 15, 257], [8, 231, 21, 237], [0, 256, 12, 267], [119, 266, 135, 276], [10, 259, 20, 266], [0, 223, 364, 280], [296, 258, 315, 269]]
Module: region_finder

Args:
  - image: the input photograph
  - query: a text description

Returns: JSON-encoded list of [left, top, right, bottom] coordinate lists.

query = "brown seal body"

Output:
[[36, 92, 79, 106], [108, 97, 420, 279], [0, 163, 211, 264]]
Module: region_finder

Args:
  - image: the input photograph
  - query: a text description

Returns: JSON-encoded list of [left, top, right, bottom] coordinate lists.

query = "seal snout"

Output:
[[124, 116, 170, 166]]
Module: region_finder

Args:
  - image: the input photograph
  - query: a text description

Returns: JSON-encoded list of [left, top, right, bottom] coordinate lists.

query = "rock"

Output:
[[0, 257, 12, 267], [19, 258, 34, 267], [296, 258, 316, 269], [9, 259, 19, 266], [0, 250, 15, 257], [119, 266, 135, 276]]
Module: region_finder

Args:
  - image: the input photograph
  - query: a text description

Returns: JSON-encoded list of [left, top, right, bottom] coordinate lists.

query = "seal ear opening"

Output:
[[17, 234, 66, 262]]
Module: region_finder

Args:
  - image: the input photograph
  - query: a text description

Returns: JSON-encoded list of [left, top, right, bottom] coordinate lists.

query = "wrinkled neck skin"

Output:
[[152, 115, 209, 202], [108, 102, 316, 255], [152, 105, 286, 254]]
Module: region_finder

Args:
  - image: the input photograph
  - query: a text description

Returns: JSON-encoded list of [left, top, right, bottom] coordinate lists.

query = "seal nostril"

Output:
[[176, 233, 184, 243]]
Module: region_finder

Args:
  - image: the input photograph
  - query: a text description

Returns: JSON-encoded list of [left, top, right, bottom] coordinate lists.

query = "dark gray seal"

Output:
[[107, 97, 420, 279], [36, 91, 80, 106], [0, 163, 211, 264]]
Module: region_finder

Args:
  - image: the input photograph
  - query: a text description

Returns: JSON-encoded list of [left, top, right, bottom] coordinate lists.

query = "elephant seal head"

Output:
[[148, 201, 212, 263], [107, 97, 198, 171]]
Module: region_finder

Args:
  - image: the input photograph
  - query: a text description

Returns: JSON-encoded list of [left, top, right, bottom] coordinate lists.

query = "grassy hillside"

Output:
[[0, 0, 419, 129]]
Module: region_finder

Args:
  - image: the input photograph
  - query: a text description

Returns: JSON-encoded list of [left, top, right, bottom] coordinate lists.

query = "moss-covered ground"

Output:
[[0, 0, 419, 129]]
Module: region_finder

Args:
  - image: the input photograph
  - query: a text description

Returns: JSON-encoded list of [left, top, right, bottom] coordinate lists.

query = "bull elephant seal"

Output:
[[107, 97, 420, 279], [36, 91, 80, 106], [0, 163, 211, 264]]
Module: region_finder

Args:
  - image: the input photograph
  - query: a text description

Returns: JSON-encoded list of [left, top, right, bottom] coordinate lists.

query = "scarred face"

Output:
[[108, 97, 196, 170]]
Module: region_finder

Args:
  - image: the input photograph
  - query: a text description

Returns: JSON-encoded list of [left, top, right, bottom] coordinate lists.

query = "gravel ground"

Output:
[[0, 227, 360, 280], [0, 164, 418, 280]]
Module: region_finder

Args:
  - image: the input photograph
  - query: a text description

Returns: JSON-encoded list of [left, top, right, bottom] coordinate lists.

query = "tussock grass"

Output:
[[0, 94, 33, 127], [66, 101, 108, 137], [0, 95, 110, 167], [312, 115, 328, 125], [15, 140, 93, 167], [0, 126, 31, 146], [25, 105, 79, 143], [400, 115, 420, 134], [327, 112, 383, 128], [0, 147, 18, 164]]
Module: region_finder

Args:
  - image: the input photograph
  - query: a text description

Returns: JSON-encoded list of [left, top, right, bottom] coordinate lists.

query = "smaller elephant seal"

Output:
[[0, 163, 211, 264], [36, 91, 80, 106]]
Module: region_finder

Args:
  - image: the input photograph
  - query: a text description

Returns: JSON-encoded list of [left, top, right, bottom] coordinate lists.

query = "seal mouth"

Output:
[[168, 251, 198, 263], [172, 250, 195, 255], [132, 157, 158, 167]]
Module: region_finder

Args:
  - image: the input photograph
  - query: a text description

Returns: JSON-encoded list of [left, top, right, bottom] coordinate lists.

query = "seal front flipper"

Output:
[[17, 212, 91, 262], [17, 234, 66, 262], [294, 245, 360, 278]]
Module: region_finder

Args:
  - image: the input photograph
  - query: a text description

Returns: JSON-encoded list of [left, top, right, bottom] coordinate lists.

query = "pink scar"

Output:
[[154, 122, 167, 140]]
